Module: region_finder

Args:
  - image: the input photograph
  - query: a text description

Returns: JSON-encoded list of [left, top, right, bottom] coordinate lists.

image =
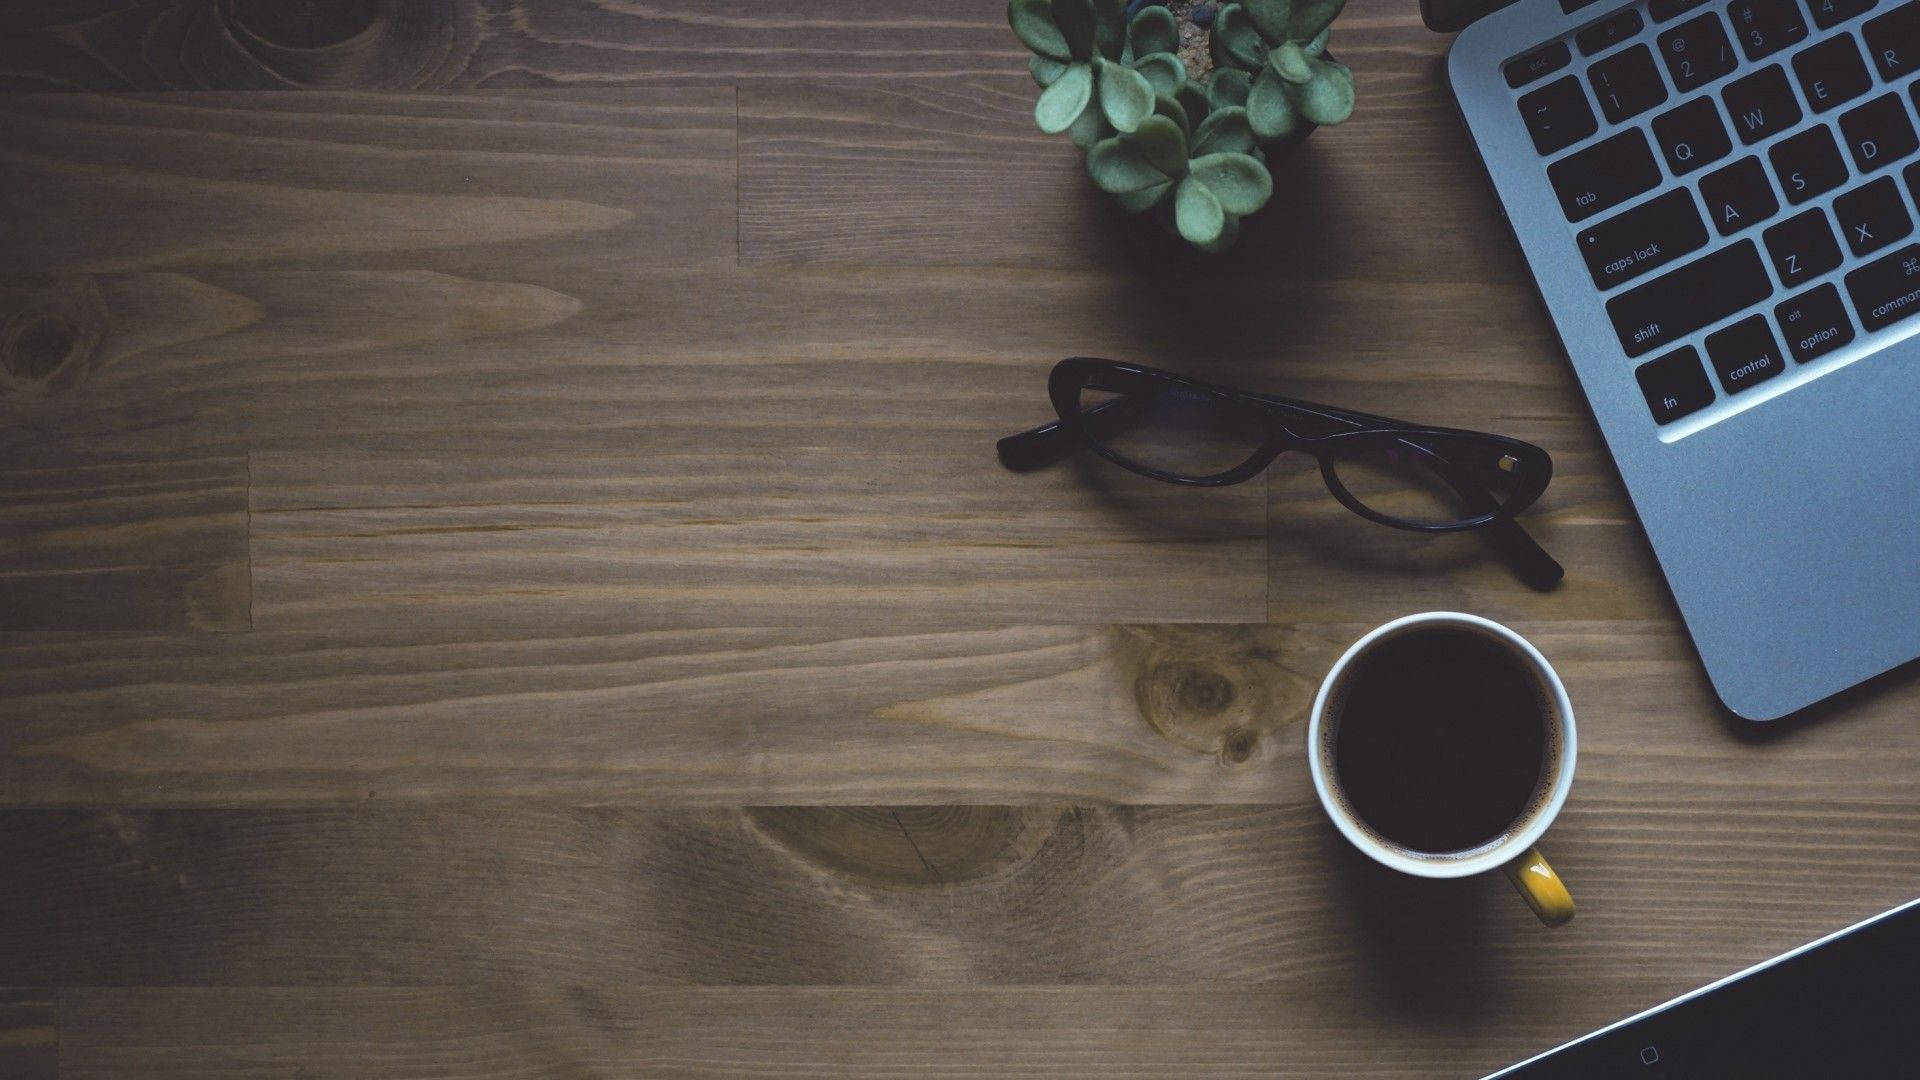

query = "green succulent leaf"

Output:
[[1303, 26, 1331, 55], [1131, 51, 1185, 96], [1246, 65, 1300, 141], [1115, 180, 1173, 213], [1188, 151, 1273, 214], [1208, 67, 1252, 109], [1009, 0, 1070, 59], [1030, 53, 1070, 86], [1269, 40, 1313, 83], [1035, 61, 1095, 133], [1096, 55, 1156, 132], [1053, 0, 1100, 59], [1197, 211, 1242, 253], [1131, 112, 1190, 177], [1192, 105, 1257, 156], [1127, 5, 1180, 56], [1088, 129, 1178, 193], [1177, 80, 1212, 128], [1152, 91, 1191, 138], [1069, 98, 1112, 147], [1175, 176, 1227, 247], [1291, 0, 1346, 43], [1246, 0, 1293, 42], [1299, 56, 1354, 125], [1210, 4, 1268, 70]]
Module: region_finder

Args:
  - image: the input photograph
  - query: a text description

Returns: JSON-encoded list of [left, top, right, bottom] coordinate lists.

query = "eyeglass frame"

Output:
[[997, 358, 1563, 590]]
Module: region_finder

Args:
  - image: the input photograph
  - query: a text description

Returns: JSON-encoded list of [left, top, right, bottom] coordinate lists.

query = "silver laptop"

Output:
[[1441, 0, 1920, 719]]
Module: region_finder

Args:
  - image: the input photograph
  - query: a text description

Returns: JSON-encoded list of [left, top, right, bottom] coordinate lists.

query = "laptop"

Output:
[[1438, 0, 1920, 720]]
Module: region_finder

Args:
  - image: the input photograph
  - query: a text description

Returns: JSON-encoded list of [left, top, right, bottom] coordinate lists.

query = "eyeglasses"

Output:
[[997, 358, 1563, 590]]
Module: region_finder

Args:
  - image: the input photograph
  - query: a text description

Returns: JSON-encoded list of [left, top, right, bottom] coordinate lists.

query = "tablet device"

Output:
[[1485, 896, 1920, 1077]]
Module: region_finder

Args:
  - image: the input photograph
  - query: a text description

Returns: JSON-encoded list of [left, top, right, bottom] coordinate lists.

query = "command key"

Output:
[[1845, 243, 1920, 330]]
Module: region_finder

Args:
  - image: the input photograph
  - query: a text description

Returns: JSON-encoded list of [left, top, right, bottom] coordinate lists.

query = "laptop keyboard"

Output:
[[1506, 0, 1920, 428]]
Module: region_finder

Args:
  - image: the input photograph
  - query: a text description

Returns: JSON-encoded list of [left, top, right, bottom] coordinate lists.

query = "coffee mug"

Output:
[[1308, 612, 1578, 926]]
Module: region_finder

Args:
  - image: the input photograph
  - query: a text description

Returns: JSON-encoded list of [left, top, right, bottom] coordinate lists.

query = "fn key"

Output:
[[1636, 346, 1716, 424]]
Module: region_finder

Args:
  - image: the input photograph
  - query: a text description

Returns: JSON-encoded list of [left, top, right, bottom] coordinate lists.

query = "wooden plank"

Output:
[[0, 0, 1021, 93], [0, 90, 735, 277], [0, 453, 249, 631], [736, 29, 1528, 280], [7, 620, 1920, 804], [0, 624, 1303, 804], [5, 800, 1918, 991], [0, 89, 1267, 629], [0, 992, 56, 1080], [56, 984, 1670, 1080]]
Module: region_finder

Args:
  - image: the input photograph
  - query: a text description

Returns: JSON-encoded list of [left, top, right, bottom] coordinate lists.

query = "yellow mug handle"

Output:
[[1501, 846, 1575, 927]]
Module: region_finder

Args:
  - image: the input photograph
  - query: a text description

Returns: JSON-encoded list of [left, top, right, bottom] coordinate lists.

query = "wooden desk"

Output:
[[2, 2, 1917, 1076]]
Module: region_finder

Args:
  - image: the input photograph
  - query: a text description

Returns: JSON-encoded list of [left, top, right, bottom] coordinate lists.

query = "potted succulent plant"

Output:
[[1010, 0, 1353, 252]]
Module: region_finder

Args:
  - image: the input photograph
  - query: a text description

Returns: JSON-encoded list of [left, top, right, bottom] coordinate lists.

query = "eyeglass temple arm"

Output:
[[996, 395, 1144, 472], [1434, 463, 1564, 592]]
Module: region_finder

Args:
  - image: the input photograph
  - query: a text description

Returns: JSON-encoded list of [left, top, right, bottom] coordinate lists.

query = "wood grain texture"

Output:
[[0, 88, 1269, 630], [6, 801, 1919, 989], [5, 2, 1920, 1078], [51, 984, 1682, 1079], [0, 992, 57, 1080], [7, 619, 1920, 805], [0, 1, 1020, 93], [0, 452, 249, 630]]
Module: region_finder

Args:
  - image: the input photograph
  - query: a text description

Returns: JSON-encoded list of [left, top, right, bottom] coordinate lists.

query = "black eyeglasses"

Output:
[[997, 358, 1563, 590]]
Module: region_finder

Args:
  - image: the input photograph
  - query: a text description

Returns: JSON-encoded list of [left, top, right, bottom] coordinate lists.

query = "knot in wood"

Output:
[[1120, 626, 1281, 761], [0, 277, 105, 398]]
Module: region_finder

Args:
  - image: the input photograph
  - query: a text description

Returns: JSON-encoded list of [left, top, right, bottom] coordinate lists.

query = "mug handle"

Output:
[[1501, 847, 1575, 927]]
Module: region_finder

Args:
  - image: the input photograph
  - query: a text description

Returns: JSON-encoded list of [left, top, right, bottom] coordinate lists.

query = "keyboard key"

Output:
[[1832, 175, 1913, 255], [1729, 0, 1810, 60], [1608, 240, 1773, 357], [1764, 207, 1844, 284], [1549, 128, 1663, 221], [1724, 65, 1803, 144], [1660, 14, 1739, 91], [1636, 347, 1717, 423], [1769, 124, 1849, 203], [1906, 158, 1920, 208], [1845, 242, 1920, 329], [1562, 0, 1602, 13], [1506, 41, 1573, 88], [1700, 155, 1781, 234], [1519, 76, 1598, 156], [1791, 33, 1872, 113], [1651, 0, 1714, 21], [1577, 7, 1645, 54], [1863, 2, 1920, 80], [1808, 0, 1874, 30], [1705, 314, 1789, 392], [1653, 97, 1734, 174], [1589, 45, 1668, 123], [1838, 93, 1918, 173], [1776, 284, 1857, 362], [1577, 189, 1710, 288]]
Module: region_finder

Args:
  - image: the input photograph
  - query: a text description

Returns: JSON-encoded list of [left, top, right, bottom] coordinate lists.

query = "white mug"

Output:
[[1307, 612, 1579, 926]]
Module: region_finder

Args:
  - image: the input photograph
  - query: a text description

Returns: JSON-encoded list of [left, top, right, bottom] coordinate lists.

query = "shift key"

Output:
[[1607, 240, 1773, 356]]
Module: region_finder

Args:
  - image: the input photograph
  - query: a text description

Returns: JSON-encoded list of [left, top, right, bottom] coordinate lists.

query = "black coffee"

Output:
[[1330, 627, 1550, 854]]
